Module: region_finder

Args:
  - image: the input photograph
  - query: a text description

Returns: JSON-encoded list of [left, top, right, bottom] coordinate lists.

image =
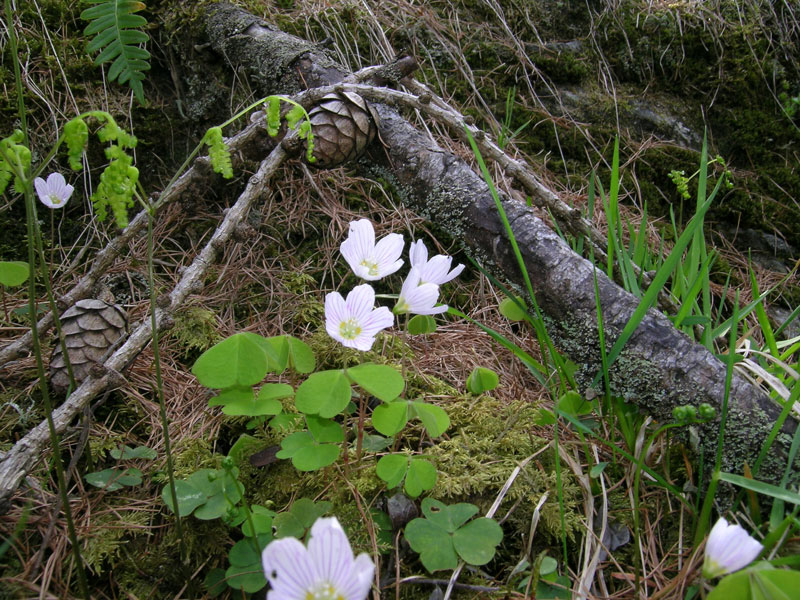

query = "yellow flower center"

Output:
[[339, 317, 362, 340], [49, 194, 63, 206], [305, 582, 345, 600], [359, 258, 379, 277]]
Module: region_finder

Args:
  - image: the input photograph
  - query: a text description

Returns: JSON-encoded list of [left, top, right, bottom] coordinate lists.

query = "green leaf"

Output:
[[306, 415, 344, 443], [161, 479, 205, 517], [347, 363, 404, 402], [85, 467, 142, 491], [411, 402, 450, 437], [0, 261, 29, 287], [372, 401, 408, 436], [540, 556, 558, 575], [404, 458, 437, 498], [589, 462, 608, 478], [276, 432, 314, 459], [204, 568, 227, 598], [221, 383, 292, 416], [362, 434, 393, 452], [557, 391, 593, 417], [452, 517, 503, 565], [421, 498, 477, 533], [274, 498, 332, 538], [208, 386, 252, 408], [407, 314, 438, 334], [186, 468, 244, 521], [404, 518, 459, 572], [225, 563, 266, 593], [270, 413, 300, 431], [192, 333, 270, 388], [535, 408, 556, 425], [241, 505, 276, 537], [291, 443, 340, 471], [376, 454, 408, 489], [110, 444, 156, 460], [718, 472, 800, 505], [499, 296, 527, 321], [229, 537, 263, 567], [466, 366, 499, 394], [295, 369, 351, 417], [536, 575, 571, 599], [81, 0, 151, 102], [286, 336, 316, 373]]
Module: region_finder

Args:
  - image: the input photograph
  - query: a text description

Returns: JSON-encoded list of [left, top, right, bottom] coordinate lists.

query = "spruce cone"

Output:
[[306, 92, 379, 168], [49, 299, 128, 395]]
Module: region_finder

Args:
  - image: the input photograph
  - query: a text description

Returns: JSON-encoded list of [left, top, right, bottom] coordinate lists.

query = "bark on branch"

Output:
[[204, 2, 798, 489]]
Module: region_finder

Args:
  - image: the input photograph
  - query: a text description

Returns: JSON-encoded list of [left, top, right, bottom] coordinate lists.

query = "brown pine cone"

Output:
[[49, 299, 128, 395], [306, 91, 379, 168]]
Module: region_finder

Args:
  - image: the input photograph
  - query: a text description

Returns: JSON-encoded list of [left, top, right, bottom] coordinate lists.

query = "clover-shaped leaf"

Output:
[[162, 467, 244, 520], [275, 431, 340, 471], [407, 314, 437, 335], [220, 383, 293, 417], [273, 498, 332, 538], [226, 534, 271, 592], [262, 335, 316, 374], [466, 366, 499, 394], [372, 400, 408, 436], [410, 401, 450, 437], [110, 444, 156, 460], [85, 467, 142, 491], [192, 332, 275, 388], [346, 363, 404, 402], [241, 505, 277, 537], [405, 498, 503, 572], [376, 455, 437, 498], [295, 369, 351, 417]]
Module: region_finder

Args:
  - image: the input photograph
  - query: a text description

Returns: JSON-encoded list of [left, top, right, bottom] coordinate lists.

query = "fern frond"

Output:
[[81, 0, 151, 102]]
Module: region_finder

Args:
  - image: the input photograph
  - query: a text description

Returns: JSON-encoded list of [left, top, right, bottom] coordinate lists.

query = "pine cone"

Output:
[[306, 92, 379, 168], [49, 299, 128, 395]]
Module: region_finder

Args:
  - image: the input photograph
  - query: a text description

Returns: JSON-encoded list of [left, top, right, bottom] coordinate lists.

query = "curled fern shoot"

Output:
[[0, 130, 30, 195], [81, 0, 151, 103], [267, 97, 281, 137], [202, 127, 233, 179], [64, 118, 89, 171], [94, 145, 138, 228]]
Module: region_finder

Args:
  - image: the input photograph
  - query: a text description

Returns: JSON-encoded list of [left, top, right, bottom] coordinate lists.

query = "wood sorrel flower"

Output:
[[325, 284, 394, 351], [340, 219, 404, 281], [702, 517, 763, 578], [262, 516, 375, 600], [34, 172, 74, 209], [394, 268, 447, 315], [409, 239, 464, 285]]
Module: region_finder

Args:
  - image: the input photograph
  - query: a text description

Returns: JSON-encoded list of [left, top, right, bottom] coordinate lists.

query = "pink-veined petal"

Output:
[[307, 518, 357, 586], [345, 284, 376, 320], [262, 537, 317, 600], [325, 292, 348, 341], [373, 233, 405, 276]]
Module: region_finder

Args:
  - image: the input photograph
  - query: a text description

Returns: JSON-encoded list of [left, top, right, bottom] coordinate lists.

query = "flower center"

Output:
[[305, 582, 345, 600], [48, 194, 64, 206], [359, 258, 379, 277], [339, 317, 362, 340]]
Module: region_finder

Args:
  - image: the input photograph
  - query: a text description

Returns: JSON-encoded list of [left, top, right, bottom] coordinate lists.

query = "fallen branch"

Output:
[[203, 2, 799, 489]]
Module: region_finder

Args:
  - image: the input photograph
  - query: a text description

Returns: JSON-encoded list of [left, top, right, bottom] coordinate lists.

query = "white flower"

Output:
[[262, 516, 375, 600], [34, 172, 74, 209], [340, 219, 404, 281], [409, 239, 464, 285], [394, 268, 447, 315], [325, 284, 394, 351], [702, 517, 763, 578]]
